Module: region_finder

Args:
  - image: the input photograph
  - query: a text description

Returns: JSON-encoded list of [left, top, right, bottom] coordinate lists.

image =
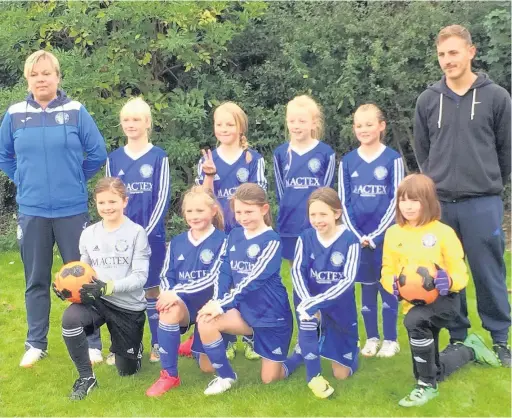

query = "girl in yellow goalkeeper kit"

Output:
[[381, 173, 500, 408]]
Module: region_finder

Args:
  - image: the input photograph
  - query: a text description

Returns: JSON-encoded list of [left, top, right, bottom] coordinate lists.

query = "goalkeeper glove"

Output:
[[392, 276, 402, 300], [434, 264, 452, 296], [80, 279, 114, 304]]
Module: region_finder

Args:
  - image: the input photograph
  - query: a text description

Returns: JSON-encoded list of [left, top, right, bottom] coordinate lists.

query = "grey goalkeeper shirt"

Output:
[[79, 216, 151, 311]]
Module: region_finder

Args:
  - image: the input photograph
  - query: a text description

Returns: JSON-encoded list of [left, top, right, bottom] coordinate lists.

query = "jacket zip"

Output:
[[42, 109, 53, 214]]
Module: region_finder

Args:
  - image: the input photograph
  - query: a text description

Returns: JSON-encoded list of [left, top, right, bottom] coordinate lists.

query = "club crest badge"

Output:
[[200, 249, 215, 265], [308, 158, 321, 174], [330, 251, 345, 267], [140, 164, 153, 179], [422, 233, 437, 248], [55, 112, 70, 125], [115, 239, 129, 252], [236, 167, 249, 183], [247, 244, 260, 259], [374, 166, 388, 180]]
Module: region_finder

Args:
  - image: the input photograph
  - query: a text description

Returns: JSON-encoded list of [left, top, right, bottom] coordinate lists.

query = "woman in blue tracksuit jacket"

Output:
[[0, 50, 107, 367]]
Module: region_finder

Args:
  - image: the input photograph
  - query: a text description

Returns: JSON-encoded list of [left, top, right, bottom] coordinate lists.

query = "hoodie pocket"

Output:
[[76, 165, 86, 194]]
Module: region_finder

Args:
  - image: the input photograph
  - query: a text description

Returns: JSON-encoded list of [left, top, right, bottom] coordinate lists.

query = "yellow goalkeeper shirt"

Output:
[[380, 220, 468, 314]]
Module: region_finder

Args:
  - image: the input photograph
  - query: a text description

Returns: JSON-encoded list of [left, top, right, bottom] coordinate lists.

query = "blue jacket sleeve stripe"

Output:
[[338, 161, 363, 240], [368, 158, 404, 241], [175, 239, 228, 295], [219, 240, 280, 307], [324, 153, 336, 187], [159, 242, 172, 291], [299, 243, 360, 313], [273, 153, 284, 201], [146, 157, 170, 236], [291, 237, 311, 301]]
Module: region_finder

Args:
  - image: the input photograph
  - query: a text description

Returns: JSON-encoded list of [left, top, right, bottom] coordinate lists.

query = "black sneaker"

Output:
[[493, 344, 511, 367], [70, 376, 98, 400]]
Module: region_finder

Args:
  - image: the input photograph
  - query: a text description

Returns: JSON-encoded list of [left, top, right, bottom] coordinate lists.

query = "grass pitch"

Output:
[[0, 251, 510, 416]]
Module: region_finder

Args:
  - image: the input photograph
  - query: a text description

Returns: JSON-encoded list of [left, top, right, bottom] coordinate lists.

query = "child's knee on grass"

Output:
[[332, 362, 351, 380], [260, 360, 286, 384], [116, 356, 140, 377]]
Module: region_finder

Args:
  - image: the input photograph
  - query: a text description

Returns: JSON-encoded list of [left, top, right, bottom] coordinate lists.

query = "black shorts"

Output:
[[98, 300, 145, 360], [66, 299, 145, 361]]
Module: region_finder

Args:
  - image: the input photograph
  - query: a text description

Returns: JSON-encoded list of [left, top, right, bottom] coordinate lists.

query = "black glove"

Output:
[[79, 279, 114, 305]]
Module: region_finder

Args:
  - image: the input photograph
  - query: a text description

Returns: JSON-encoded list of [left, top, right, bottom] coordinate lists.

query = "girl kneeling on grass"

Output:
[[380, 173, 500, 408], [145, 185, 228, 397], [54, 177, 151, 400], [191, 101, 267, 361], [196, 183, 293, 395], [284, 187, 361, 399], [104, 97, 171, 365]]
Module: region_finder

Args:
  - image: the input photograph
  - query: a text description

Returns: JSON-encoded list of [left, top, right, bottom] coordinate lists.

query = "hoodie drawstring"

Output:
[[471, 89, 477, 121], [62, 103, 69, 153], [437, 93, 443, 129]]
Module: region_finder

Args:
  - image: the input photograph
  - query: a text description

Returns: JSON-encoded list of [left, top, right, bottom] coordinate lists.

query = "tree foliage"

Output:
[[0, 0, 509, 234]]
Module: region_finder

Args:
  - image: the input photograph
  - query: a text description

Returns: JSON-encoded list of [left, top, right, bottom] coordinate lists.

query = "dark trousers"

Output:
[[17, 212, 89, 350], [441, 195, 510, 344], [404, 294, 474, 386]]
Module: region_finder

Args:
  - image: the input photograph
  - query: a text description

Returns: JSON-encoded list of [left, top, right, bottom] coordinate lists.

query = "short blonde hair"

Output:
[[24, 50, 61, 79], [120, 97, 153, 135], [396, 174, 441, 227], [286, 95, 324, 140], [436, 25, 473, 46]]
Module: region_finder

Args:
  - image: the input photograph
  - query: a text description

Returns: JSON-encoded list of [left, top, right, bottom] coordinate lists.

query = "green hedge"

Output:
[[0, 1, 509, 239]]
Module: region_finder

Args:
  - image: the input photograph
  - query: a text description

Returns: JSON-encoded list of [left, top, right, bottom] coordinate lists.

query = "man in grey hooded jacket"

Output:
[[414, 25, 511, 367]]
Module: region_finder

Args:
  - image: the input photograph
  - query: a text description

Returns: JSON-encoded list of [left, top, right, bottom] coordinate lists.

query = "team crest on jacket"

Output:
[[330, 251, 345, 267], [247, 244, 260, 259], [422, 233, 437, 248], [308, 158, 321, 174], [373, 166, 388, 180], [200, 249, 214, 265], [55, 112, 70, 125], [115, 239, 129, 252], [140, 164, 153, 178], [236, 167, 249, 183]]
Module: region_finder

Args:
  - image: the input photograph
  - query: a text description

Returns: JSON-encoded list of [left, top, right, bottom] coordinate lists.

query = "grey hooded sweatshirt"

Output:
[[414, 73, 511, 201]]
